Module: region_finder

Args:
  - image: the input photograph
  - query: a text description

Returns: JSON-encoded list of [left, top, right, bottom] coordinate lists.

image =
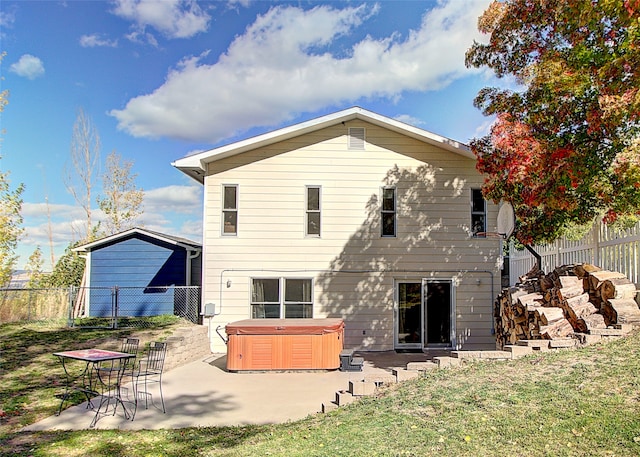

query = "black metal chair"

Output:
[[131, 341, 167, 419], [121, 338, 140, 356], [93, 338, 140, 422], [97, 337, 139, 374]]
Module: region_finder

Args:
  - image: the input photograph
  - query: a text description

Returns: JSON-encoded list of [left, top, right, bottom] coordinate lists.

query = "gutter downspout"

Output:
[[185, 249, 201, 286]]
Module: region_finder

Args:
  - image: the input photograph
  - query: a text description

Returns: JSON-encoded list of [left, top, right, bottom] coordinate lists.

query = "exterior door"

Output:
[[395, 282, 423, 349], [395, 280, 453, 349], [422, 279, 452, 347]]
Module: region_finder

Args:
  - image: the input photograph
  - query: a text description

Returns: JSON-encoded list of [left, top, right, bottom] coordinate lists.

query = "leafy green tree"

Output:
[[0, 170, 24, 287], [42, 244, 85, 288], [97, 150, 144, 236], [25, 246, 44, 288], [466, 0, 640, 245], [0, 52, 25, 287]]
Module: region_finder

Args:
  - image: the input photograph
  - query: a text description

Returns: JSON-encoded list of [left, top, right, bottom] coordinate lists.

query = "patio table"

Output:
[[54, 349, 136, 427]]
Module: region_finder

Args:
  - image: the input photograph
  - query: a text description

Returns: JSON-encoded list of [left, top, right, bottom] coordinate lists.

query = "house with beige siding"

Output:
[[173, 107, 502, 354]]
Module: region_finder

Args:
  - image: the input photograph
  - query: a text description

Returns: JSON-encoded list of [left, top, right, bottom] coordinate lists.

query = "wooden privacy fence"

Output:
[[510, 221, 640, 287]]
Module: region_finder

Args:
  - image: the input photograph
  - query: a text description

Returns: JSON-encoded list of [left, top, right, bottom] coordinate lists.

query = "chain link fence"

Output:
[[0, 286, 201, 328]]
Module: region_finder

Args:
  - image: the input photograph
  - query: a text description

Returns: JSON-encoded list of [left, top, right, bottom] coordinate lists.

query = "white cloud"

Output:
[[175, 219, 202, 241], [110, 0, 491, 144], [20, 202, 88, 268], [79, 34, 118, 48], [227, 0, 251, 8], [144, 184, 202, 214], [18, 184, 203, 268], [9, 54, 45, 80], [0, 8, 15, 28], [125, 30, 158, 47], [472, 118, 495, 139], [112, 0, 210, 39], [394, 114, 427, 128]]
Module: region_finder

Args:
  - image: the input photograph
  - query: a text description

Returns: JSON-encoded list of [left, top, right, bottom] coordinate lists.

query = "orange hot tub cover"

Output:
[[225, 318, 344, 371]]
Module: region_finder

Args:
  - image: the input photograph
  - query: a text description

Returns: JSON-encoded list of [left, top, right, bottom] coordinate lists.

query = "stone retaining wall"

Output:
[[163, 325, 211, 372]]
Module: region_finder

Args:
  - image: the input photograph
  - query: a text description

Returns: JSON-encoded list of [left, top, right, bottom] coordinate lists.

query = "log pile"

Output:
[[494, 263, 639, 348]]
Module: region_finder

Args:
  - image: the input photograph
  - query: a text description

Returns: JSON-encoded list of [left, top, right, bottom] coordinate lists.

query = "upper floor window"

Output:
[[306, 186, 321, 237], [471, 188, 486, 237], [251, 277, 313, 318], [381, 186, 396, 237], [222, 184, 238, 235]]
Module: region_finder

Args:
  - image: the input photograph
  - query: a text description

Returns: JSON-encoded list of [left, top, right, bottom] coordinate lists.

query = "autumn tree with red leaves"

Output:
[[466, 0, 640, 245]]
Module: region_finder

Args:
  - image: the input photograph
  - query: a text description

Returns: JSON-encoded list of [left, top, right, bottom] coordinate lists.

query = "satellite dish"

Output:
[[497, 202, 515, 239]]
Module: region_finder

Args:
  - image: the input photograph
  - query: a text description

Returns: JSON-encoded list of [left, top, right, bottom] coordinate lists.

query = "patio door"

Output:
[[395, 280, 454, 350]]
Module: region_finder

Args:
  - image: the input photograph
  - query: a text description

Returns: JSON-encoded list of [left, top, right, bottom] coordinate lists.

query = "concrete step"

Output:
[[335, 390, 356, 406], [433, 356, 461, 368], [322, 401, 338, 413], [452, 350, 511, 360], [392, 368, 420, 382], [348, 380, 376, 397], [364, 372, 397, 385], [504, 345, 533, 358], [574, 333, 602, 345], [406, 361, 438, 371], [549, 338, 576, 348], [517, 340, 550, 351], [589, 327, 630, 336]]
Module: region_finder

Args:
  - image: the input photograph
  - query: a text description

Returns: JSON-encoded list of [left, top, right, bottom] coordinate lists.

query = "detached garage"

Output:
[[74, 228, 202, 319]]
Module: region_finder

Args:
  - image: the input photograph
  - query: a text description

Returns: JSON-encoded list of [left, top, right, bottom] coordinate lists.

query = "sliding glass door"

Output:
[[395, 280, 453, 350]]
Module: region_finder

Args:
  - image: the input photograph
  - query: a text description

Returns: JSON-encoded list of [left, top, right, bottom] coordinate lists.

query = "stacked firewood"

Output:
[[494, 263, 640, 348]]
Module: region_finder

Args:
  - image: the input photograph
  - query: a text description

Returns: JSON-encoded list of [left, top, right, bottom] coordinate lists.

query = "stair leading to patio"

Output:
[[322, 330, 635, 414]]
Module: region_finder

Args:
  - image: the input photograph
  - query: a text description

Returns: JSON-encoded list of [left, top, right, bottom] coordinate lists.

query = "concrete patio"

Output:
[[24, 351, 440, 431]]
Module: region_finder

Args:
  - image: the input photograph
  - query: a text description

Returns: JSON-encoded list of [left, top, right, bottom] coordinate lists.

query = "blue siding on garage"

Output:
[[88, 235, 189, 317]]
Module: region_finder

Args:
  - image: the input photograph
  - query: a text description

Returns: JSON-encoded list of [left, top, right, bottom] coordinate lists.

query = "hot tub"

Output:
[[225, 318, 344, 371]]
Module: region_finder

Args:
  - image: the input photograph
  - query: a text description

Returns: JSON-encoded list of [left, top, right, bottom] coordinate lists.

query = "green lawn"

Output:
[[2, 320, 640, 456]]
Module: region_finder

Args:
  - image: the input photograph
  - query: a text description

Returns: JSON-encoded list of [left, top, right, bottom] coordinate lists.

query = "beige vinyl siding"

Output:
[[202, 120, 501, 352]]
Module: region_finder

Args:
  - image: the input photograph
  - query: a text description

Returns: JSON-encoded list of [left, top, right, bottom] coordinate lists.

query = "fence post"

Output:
[[113, 286, 119, 330], [593, 220, 601, 267], [68, 286, 75, 327], [27, 288, 32, 322]]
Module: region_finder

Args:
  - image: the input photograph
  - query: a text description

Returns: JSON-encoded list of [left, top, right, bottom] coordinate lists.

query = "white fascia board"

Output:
[[171, 107, 473, 183], [73, 228, 201, 252]]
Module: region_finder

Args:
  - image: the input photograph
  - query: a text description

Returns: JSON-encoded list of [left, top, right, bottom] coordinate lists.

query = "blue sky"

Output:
[[1, 0, 495, 270]]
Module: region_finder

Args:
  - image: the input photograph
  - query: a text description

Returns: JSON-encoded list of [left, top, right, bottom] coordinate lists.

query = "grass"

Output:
[[1, 321, 640, 456], [0, 317, 181, 434]]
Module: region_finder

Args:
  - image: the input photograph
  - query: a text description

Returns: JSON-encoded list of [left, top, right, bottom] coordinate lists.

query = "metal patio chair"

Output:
[[120, 338, 140, 356], [90, 338, 140, 422], [95, 337, 139, 376], [131, 341, 167, 419]]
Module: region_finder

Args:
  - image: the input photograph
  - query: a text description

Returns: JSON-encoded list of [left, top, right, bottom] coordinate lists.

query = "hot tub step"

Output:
[[343, 356, 364, 372], [339, 349, 364, 372]]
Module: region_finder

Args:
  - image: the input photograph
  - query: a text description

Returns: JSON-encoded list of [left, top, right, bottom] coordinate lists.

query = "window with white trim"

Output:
[[251, 278, 313, 318], [222, 185, 238, 235], [471, 188, 486, 237], [306, 186, 321, 236], [381, 186, 396, 237]]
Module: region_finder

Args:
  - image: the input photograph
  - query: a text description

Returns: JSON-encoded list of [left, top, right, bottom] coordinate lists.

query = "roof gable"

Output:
[[172, 106, 473, 183], [73, 227, 201, 252]]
